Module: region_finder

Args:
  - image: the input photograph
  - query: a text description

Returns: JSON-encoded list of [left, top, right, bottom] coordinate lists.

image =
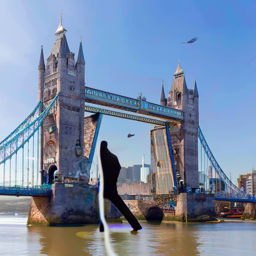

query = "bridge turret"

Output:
[[76, 40, 86, 157], [76, 41, 85, 65], [38, 45, 45, 102], [160, 80, 167, 106], [194, 77, 199, 98], [167, 60, 188, 110]]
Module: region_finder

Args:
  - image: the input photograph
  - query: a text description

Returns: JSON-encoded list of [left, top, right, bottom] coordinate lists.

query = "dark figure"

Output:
[[99, 141, 142, 232], [180, 180, 184, 193]]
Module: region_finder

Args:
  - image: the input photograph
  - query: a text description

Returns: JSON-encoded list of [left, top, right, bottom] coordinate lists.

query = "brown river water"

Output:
[[0, 216, 255, 256]]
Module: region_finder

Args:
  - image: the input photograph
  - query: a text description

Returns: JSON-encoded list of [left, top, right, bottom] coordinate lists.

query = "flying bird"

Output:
[[127, 133, 135, 138], [182, 37, 198, 44]]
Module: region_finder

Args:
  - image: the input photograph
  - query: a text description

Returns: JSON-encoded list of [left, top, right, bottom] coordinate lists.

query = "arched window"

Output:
[[177, 92, 181, 101]]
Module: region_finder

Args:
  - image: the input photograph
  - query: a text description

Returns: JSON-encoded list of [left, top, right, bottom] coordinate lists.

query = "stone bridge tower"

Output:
[[28, 18, 101, 226], [38, 17, 86, 182], [161, 61, 199, 191]]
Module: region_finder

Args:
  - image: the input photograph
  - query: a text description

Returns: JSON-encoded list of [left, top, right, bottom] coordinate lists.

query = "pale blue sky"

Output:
[[0, 0, 256, 183]]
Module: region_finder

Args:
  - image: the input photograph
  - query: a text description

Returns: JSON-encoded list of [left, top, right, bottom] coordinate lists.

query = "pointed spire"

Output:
[[77, 41, 85, 64], [194, 76, 199, 97], [160, 80, 167, 106], [174, 60, 184, 77], [38, 45, 45, 70], [59, 35, 68, 58], [55, 12, 67, 35]]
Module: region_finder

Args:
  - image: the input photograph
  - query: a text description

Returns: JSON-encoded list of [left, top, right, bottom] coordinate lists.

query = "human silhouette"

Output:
[[99, 141, 142, 232]]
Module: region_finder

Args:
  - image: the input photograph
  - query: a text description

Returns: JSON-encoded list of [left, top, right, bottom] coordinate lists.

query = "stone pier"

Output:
[[175, 193, 216, 221], [242, 203, 256, 220], [28, 183, 99, 226], [27, 183, 123, 226]]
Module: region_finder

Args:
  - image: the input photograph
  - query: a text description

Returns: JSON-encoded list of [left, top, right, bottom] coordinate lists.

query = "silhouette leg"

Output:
[[107, 193, 142, 231], [99, 220, 104, 232]]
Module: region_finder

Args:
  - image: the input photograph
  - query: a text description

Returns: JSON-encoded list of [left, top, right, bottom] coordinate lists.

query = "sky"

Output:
[[0, 0, 256, 183]]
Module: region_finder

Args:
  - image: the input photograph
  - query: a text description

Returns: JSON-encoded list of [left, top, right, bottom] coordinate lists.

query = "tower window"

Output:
[[69, 85, 75, 91]]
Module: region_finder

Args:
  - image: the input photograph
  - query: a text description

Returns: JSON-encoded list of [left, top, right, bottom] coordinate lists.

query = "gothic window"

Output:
[[55, 62, 58, 69]]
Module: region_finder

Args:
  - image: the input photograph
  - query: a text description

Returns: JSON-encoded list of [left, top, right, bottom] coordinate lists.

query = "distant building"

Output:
[[117, 158, 151, 184], [141, 167, 150, 183], [118, 167, 127, 183], [252, 170, 256, 196], [246, 176, 252, 195], [126, 167, 133, 183], [132, 165, 142, 182], [237, 173, 252, 194], [209, 178, 225, 193], [140, 155, 150, 183]]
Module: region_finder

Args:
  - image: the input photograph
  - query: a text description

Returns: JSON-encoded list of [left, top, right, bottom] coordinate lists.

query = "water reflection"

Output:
[[27, 222, 201, 256], [1, 216, 256, 255], [0, 217, 253, 256]]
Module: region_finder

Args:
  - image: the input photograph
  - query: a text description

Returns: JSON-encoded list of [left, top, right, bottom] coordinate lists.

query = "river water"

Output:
[[0, 216, 255, 256]]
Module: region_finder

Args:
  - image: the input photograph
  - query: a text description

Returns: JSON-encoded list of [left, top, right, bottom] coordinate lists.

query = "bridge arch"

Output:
[[48, 165, 58, 184]]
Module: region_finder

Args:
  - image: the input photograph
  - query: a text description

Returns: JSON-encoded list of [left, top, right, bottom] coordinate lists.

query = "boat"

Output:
[[220, 207, 244, 218]]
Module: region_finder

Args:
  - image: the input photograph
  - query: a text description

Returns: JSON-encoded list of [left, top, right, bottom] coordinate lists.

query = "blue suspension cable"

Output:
[[27, 141, 29, 187], [206, 156, 208, 191], [22, 145, 24, 187], [204, 151, 205, 192], [9, 157, 11, 187], [15, 151, 17, 186], [3, 146, 6, 186], [32, 135, 34, 187], [200, 144, 202, 192], [37, 129, 39, 186]]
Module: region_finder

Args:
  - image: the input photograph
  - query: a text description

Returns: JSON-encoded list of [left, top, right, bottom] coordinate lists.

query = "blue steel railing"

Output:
[[0, 185, 52, 196], [84, 87, 184, 121], [84, 105, 168, 126], [0, 101, 42, 149], [198, 126, 243, 196], [0, 93, 59, 165], [215, 193, 256, 202]]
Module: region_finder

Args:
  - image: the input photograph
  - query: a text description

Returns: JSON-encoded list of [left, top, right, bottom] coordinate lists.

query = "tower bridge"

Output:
[[0, 18, 255, 225]]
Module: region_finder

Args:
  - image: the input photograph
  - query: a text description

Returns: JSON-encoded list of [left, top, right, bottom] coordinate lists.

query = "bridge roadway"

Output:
[[0, 185, 52, 197], [1, 184, 256, 203], [215, 196, 256, 203], [84, 86, 184, 122]]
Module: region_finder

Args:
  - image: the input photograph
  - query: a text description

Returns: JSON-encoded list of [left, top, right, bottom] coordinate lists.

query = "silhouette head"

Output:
[[100, 141, 109, 155], [101, 141, 108, 149]]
